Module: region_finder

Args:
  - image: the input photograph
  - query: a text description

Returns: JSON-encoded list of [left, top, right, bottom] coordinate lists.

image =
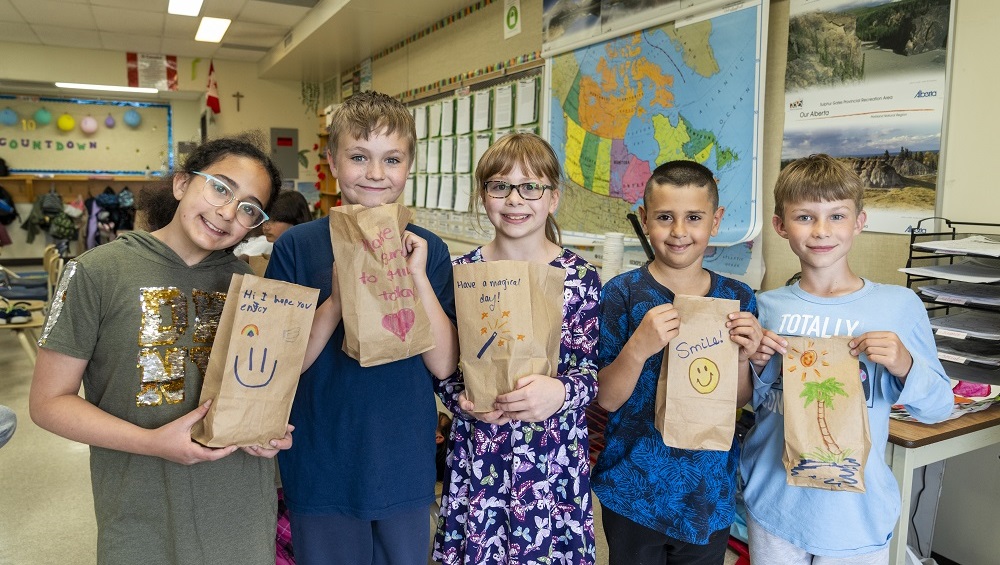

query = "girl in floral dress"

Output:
[[434, 133, 600, 565]]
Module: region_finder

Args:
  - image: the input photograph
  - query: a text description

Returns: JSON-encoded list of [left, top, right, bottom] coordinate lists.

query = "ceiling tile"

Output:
[[240, 0, 309, 27], [160, 36, 220, 58], [0, 0, 25, 23], [0, 20, 39, 42], [91, 0, 168, 9], [100, 31, 162, 54], [92, 6, 164, 35], [11, 0, 96, 27], [164, 13, 199, 38], [31, 24, 103, 49], [225, 20, 287, 47], [202, 0, 247, 20]]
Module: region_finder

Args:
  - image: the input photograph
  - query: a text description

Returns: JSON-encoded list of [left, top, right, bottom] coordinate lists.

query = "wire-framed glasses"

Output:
[[192, 171, 269, 229], [484, 180, 553, 200]]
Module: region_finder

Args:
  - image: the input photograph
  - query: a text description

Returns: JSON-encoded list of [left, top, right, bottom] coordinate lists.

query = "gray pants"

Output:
[[0, 405, 16, 448]]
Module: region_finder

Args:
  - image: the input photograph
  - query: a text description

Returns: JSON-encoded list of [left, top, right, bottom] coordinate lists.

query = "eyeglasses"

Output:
[[192, 171, 269, 229], [484, 180, 553, 201]]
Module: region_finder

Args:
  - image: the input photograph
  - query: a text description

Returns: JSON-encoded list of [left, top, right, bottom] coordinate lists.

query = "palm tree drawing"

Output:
[[801, 377, 849, 456]]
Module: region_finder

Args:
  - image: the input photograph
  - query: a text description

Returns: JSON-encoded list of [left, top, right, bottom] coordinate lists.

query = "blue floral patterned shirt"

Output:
[[592, 265, 757, 544]]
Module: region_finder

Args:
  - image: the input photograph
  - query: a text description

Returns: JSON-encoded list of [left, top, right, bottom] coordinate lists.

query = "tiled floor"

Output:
[[0, 328, 738, 564]]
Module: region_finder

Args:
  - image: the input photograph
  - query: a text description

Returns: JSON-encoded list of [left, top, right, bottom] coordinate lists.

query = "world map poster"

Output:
[[548, 2, 767, 246]]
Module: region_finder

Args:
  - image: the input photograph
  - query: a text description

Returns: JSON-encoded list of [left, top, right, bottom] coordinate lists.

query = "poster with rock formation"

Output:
[[781, 0, 952, 233]]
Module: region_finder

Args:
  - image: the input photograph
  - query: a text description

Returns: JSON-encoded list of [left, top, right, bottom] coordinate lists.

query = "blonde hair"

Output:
[[327, 91, 416, 161], [774, 154, 864, 217], [473, 133, 562, 245]]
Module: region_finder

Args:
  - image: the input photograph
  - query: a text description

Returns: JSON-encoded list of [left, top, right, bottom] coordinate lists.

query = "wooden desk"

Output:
[[0, 309, 45, 364], [886, 404, 1000, 564]]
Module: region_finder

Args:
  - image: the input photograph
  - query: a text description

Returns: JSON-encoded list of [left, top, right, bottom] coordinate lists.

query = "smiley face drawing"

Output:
[[689, 357, 720, 394]]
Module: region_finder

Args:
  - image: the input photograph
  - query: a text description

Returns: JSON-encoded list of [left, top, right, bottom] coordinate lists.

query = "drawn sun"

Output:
[[786, 340, 831, 381]]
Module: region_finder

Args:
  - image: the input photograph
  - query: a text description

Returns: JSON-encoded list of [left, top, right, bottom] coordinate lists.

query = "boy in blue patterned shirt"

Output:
[[593, 160, 762, 565]]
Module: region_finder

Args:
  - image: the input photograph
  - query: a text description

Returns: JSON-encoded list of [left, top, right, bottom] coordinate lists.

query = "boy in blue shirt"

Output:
[[594, 160, 763, 564], [741, 154, 953, 563], [266, 91, 458, 565]]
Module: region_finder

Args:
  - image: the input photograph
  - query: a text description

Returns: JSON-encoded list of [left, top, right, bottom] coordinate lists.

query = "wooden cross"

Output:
[[232, 91, 244, 111]]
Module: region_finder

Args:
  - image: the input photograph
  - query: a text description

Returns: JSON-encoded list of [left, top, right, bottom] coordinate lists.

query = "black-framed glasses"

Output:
[[192, 171, 269, 229], [484, 180, 553, 200]]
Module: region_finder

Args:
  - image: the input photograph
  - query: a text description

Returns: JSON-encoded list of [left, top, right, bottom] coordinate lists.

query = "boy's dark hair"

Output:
[[327, 91, 416, 162], [137, 131, 282, 231], [269, 190, 313, 226], [473, 133, 563, 245], [644, 160, 719, 209], [773, 154, 864, 218]]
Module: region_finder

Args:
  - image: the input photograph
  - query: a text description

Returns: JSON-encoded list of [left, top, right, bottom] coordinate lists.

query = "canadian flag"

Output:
[[206, 60, 221, 114]]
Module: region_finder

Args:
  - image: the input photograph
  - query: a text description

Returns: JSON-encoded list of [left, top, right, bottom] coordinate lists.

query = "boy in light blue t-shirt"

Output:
[[742, 154, 953, 564]]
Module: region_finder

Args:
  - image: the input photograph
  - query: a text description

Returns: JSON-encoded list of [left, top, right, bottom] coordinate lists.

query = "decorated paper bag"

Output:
[[454, 260, 565, 411], [248, 254, 270, 277], [329, 203, 435, 366], [192, 274, 319, 447], [782, 335, 871, 492], [655, 295, 740, 451]]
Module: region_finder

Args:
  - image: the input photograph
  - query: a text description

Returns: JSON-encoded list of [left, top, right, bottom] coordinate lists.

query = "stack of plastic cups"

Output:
[[601, 232, 625, 282]]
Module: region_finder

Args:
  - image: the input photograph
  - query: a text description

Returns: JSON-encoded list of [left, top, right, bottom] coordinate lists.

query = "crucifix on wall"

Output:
[[232, 91, 244, 112]]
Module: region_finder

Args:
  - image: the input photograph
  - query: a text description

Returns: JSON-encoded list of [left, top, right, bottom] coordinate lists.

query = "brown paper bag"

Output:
[[782, 335, 870, 492], [192, 274, 319, 447], [248, 254, 270, 277], [655, 295, 740, 451], [454, 260, 565, 411], [328, 203, 435, 366]]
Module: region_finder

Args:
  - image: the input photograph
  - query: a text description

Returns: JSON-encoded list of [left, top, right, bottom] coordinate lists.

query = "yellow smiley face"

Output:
[[689, 357, 720, 394]]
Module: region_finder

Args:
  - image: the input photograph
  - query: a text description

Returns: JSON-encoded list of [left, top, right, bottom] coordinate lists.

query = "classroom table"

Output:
[[886, 403, 1000, 565], [0, 309, 45, 364]]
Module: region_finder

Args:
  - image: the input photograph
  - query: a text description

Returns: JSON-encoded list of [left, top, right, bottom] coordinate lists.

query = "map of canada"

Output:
[[549, 5, 764, 245]]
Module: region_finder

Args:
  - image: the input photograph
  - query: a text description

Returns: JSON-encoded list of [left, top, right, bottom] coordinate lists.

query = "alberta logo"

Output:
[[914, 90, 937, 98]]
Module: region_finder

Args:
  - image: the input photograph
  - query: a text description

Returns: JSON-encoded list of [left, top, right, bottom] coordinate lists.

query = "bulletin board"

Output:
[[404, 66, 543, 215], [0, 95, 172, 175]]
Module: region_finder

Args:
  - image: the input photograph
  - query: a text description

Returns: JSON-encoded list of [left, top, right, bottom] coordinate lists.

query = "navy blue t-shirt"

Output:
[[591, 265, 757, 544], [267, 216, 455, 519]]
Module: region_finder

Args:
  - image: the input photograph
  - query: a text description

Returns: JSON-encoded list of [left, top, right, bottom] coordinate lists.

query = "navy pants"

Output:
[[289, 506, 430, 565]]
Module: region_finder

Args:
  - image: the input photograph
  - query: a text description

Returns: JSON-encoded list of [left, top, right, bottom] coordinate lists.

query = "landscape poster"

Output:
[[781, 0, 952, 233]]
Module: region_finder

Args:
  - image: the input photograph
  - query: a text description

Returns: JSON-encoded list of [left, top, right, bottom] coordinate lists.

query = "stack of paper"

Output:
[[899, 259, 1000, 283], [930, 310, 1000, 340], [936, 335, 1000, 367], [919, 282, 1000, 307], [912, 235, 1000, 257]]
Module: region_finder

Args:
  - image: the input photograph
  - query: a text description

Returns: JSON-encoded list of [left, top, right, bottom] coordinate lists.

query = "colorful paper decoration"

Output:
[[34, 108, 52, 126], [0, 108, 18, 126], [80, 116, 99, 134], [123, 109, 142, 128], [57, 113, 76, 132], [104, 114, 116, 128]]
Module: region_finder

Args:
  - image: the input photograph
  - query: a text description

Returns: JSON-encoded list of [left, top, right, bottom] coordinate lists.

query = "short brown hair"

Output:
[[473, 133, 562, 245], [774, 154, 864, 218], [327, 91, 416, 162], [644, 160, 719, 209]]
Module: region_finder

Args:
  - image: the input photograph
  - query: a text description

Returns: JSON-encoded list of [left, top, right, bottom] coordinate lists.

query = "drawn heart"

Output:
[[382, 308, 416, 342]]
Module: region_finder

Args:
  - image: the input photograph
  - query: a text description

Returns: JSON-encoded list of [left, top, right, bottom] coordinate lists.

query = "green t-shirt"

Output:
[[40, 231, 276, 565]]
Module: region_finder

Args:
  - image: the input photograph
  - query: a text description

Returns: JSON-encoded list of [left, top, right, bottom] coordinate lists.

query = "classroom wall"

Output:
[[0, 41, 320, 259]]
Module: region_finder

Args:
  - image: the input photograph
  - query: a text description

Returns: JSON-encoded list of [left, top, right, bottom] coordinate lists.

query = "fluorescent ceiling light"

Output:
[[168, 0, 203, 17], [55, 82, 158, 94], [196, 17, 231, 43]]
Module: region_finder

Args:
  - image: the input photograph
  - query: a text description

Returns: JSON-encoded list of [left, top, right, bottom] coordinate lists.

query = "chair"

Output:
[[46, 256, 64, 303]]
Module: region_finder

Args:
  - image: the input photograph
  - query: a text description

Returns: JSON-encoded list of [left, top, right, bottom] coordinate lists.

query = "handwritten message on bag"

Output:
[[329, 203, 434, 366], [454, 260, 565, 411], [193, 274, 319, 447], [655, 295, 740, 451]]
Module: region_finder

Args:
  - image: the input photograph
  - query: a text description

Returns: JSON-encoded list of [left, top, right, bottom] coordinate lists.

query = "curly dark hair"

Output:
[[137, 131, 283, 231]]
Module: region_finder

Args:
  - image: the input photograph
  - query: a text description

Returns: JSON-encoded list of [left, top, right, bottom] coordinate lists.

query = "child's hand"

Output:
[[152, 400, 238, 465], [495, 374, 566, 422], [850, 331, 913, 378], [458, 391, 511, 426], [627, 303, 680, 361], [727, 311, 764, 362], [751, 330, 787, 370], [241, 424, 294, 459], [402, 230, 428, 278]]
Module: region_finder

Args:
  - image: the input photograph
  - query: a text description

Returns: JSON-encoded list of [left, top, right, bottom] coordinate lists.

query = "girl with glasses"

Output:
[[434, 133, 601, 565], [29, 132, 290, 565]]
